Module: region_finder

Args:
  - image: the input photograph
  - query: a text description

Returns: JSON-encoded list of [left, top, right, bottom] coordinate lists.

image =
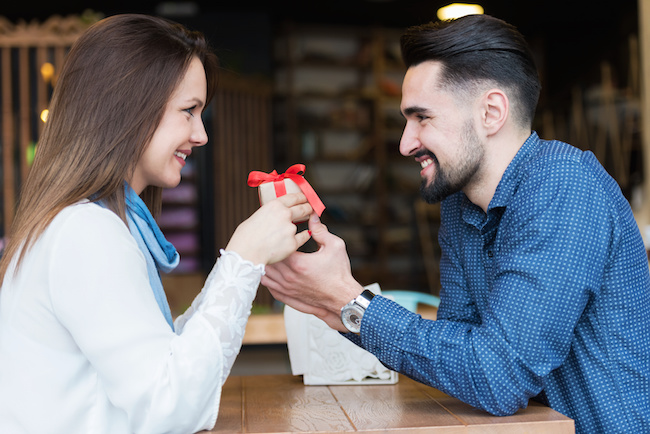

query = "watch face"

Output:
[[341, 305, 364, 333]]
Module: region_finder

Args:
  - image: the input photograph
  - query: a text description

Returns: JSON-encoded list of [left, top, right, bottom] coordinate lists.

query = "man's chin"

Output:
[[420, 179, 458, 204], [420, 181, 442, 204]]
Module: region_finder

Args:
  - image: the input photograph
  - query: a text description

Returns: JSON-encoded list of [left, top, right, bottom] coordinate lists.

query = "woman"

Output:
[[0, 14, 312, 433]]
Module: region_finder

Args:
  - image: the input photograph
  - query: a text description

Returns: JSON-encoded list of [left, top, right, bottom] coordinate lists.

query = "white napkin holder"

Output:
[[284, 283, 398, 385]]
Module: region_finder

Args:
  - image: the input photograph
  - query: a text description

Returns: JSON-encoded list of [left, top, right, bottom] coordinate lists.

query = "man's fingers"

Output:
[[308, 213, 335, 245]]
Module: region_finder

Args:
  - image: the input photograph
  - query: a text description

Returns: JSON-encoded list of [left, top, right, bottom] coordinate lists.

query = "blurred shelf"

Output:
[[273, 23, 440, 295]]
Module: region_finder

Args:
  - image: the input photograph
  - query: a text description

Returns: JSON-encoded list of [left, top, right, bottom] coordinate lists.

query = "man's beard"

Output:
[[419, 120, 484, 204]]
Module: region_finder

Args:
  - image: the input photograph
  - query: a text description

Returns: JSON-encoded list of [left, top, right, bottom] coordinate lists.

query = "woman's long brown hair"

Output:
[[0, 14, 219, 285]]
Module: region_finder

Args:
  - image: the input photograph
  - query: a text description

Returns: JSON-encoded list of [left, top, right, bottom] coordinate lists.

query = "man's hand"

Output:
[[262, 213, 364, 332]]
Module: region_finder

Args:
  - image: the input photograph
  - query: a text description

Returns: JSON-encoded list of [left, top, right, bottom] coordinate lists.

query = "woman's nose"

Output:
[[192, 118, 208, 147]]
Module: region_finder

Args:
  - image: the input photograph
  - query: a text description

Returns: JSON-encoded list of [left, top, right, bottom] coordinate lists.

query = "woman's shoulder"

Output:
[[56, 200, 123, 224], [35, 201, 144, 278], [48, 201, 131, 245]]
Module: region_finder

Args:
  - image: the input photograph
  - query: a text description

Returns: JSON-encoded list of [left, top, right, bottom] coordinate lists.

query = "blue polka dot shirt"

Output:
[[354, 132, 650, 434]]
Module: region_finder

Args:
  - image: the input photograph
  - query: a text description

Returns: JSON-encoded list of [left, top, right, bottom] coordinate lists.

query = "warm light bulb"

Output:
[[40, 109, 49, 123], [41, 62, 55, 83], [437, 3, 484, 20]]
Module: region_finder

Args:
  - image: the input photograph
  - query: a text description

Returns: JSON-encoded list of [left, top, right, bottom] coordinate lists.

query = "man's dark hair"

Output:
[[400, 14, 541, 127]]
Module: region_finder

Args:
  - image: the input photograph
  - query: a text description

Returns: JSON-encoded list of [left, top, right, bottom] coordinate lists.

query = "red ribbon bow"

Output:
[[247, 164, 325, 217]]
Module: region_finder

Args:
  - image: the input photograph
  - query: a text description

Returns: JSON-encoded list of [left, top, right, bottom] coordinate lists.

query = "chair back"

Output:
[[382, 290, 440, 312]]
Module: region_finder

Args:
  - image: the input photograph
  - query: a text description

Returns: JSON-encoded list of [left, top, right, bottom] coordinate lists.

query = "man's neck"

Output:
[[464, 129, 532, 212]]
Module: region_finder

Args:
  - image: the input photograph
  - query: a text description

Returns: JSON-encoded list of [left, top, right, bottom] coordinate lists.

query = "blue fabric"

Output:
[[351, 132, 650, 433], [124, 185, 179, 330]]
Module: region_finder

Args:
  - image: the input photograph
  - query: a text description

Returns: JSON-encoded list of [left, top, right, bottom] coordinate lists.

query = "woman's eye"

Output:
[[184, 106, 197, 117]]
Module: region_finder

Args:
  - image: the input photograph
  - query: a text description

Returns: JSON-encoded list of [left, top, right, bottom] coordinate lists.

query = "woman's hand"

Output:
[[225, 193, 312, 265]]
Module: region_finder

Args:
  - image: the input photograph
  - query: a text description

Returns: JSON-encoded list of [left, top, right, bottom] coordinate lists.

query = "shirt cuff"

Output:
[[218, 249, 266, 275], [358, 295, 419, 364]]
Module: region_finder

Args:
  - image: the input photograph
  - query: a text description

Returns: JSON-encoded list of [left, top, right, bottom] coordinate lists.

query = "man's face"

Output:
[[399, 61, 485, 203]]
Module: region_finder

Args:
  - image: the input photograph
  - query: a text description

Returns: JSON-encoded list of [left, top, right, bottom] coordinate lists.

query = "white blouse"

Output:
[[0, 201, 263, 433]]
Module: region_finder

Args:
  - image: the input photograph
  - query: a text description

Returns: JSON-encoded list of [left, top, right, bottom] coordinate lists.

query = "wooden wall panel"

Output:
[[212, 73, 274, 306], [1, 46, 15, 232], [0, 15, 95, 240], [639, 0, 650, 226]]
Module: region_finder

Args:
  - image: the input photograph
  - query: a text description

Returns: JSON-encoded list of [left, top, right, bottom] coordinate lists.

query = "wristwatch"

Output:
[[340, 290, 375, 334]]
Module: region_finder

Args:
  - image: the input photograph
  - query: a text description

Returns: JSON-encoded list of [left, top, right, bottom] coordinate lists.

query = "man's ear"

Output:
[[481, 89, 509, 135]]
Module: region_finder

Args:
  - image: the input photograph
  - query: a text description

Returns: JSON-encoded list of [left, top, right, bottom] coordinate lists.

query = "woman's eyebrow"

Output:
[[187, 97, 205, 108]]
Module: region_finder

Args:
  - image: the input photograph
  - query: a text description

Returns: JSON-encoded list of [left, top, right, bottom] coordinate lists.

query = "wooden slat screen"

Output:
[[0, 15, 96, 240], [212, 73, 274, 306]]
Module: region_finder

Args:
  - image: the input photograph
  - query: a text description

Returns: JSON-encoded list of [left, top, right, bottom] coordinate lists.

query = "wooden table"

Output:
[[205, 374, 574, 433]]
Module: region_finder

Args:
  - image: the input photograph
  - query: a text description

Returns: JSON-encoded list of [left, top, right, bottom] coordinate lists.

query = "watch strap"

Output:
[[355, 289, 375, 309]]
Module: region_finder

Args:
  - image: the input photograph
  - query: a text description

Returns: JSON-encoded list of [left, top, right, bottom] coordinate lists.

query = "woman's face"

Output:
[[129, 56, 208, 194]]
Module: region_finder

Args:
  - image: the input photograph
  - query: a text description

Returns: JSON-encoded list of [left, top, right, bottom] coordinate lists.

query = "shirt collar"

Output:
[[488, 131, 540, 210]]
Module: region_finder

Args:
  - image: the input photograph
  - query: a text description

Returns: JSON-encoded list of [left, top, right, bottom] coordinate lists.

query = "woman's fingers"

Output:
[[276, 193, 313, 222]]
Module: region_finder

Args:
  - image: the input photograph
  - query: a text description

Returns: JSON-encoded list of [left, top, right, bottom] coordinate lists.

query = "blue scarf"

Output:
[[116, 185, 179, 330]]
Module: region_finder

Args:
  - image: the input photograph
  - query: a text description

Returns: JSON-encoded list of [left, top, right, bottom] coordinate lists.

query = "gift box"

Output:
[[247, 164, 325, 222], [258, 178, 303, 214], [284, 283, 399, 385]]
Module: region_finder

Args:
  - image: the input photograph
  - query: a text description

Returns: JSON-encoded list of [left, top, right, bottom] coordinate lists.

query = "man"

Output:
[[262, 14, 650, 434]]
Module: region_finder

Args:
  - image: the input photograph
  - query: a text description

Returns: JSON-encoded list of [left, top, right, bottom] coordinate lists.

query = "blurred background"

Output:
[[0, 0, 643, 320]]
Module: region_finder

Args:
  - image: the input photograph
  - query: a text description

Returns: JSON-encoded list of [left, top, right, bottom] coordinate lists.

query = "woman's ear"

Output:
[[481, 89, 509, 135]]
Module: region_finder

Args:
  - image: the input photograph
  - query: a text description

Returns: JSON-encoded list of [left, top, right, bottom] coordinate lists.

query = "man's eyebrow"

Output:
[[402, 106, 429, 117]]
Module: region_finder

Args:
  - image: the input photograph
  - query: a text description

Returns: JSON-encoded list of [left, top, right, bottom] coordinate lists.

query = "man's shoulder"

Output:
[[524, 138, 606, 175], [525, 139, 584, 169], [527, 139, 620, 196]]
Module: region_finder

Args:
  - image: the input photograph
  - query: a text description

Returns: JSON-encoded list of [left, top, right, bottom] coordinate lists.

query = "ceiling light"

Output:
[[437, 3, 484, 20]]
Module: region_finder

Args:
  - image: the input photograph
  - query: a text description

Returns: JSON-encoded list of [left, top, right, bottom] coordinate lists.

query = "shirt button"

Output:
[[487, 250, 494, 258]]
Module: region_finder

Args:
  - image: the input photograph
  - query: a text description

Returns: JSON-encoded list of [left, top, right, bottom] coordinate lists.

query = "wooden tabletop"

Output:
[[205, 374, 574, 433]]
